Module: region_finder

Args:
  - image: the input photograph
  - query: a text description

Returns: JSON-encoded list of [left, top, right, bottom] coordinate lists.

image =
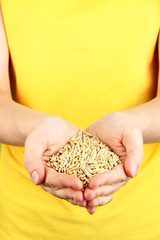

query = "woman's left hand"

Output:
[[84, 112, 144, 214]]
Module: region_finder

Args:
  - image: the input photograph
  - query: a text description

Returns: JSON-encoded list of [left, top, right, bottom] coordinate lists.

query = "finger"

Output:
[[84, 181, 127, 201], [66, 199, 87, 207], [41, 186, 84, 202], [66, 199, 77, 205], [42, 156, 51, 162], [43, 147, 56, 157], [123, 127, 144, 178], [56, 188, 84, 202], [24, 135, 46, 185], [85, 125, 97, 136], [77, 200, 87, 207], [86, 207, 97, 215], [88, 195, 114, 207], [88, 164, 130, 189], [44, 167, 83, 190]]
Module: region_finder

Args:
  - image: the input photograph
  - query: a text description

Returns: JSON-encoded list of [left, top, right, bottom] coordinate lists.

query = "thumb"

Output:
[[123, 128, 144, 178], [24, 136, 46, 185]]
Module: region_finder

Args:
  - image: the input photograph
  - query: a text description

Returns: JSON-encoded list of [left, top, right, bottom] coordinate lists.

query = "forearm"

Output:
[[0, 93, 48, 146], [123, 96, 160, 143]]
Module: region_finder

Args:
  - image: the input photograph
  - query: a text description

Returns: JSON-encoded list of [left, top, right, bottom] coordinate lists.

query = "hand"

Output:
[[24, 116, 86, 207], [84, 112, 144, 214]]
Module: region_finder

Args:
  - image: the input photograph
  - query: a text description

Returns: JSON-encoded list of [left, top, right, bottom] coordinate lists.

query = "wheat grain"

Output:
[[47, 128, 121, 190]]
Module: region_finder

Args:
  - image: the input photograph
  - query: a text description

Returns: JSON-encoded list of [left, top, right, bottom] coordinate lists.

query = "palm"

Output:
[[24, 116, 79, 180], [39, 117, 79, 157], [86, 112, 143, 178], [41, 119, 79, 170], [24, 116, 84, 207], [83, 113, 143, 214]]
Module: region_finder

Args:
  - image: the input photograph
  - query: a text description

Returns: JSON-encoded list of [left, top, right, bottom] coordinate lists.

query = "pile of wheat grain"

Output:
[[47, 129, 121, 189]]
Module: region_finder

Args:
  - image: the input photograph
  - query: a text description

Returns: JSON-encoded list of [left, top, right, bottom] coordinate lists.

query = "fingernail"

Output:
[[95, 200, 98, 206], [77, 201, 87, 207], [131, 163, 138, 177], [31, 171, 39, 184], [88, 194, 96, 201], [89, 183, 97, 189]]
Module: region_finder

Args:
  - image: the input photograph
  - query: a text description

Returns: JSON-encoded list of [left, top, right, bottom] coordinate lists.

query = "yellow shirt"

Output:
[[0, 1, 160, 239]]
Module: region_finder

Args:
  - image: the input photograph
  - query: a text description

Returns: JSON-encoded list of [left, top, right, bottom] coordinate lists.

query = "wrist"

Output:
[[121, 109, 150, 142], [103, 110, 144, 135], [18, 109, 51, 145]]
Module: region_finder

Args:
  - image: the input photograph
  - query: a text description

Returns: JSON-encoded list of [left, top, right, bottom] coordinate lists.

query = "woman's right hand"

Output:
[[24, 116, 86, 207]]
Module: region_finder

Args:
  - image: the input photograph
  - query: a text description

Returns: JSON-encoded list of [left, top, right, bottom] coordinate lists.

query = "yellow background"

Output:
[[0, 1, 160, 239]]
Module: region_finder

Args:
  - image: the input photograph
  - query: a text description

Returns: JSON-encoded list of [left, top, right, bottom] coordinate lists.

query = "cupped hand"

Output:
[[24, 116, 86, 207], [84, 112, 144, 214]]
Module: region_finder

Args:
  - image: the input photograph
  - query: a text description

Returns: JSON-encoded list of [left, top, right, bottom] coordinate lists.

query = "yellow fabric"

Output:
[[0, 0, 160, 239]]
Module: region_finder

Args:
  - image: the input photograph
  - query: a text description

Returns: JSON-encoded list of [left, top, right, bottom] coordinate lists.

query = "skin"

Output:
[[0, 6, 160, 214], [84, 112, 143, 214]]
